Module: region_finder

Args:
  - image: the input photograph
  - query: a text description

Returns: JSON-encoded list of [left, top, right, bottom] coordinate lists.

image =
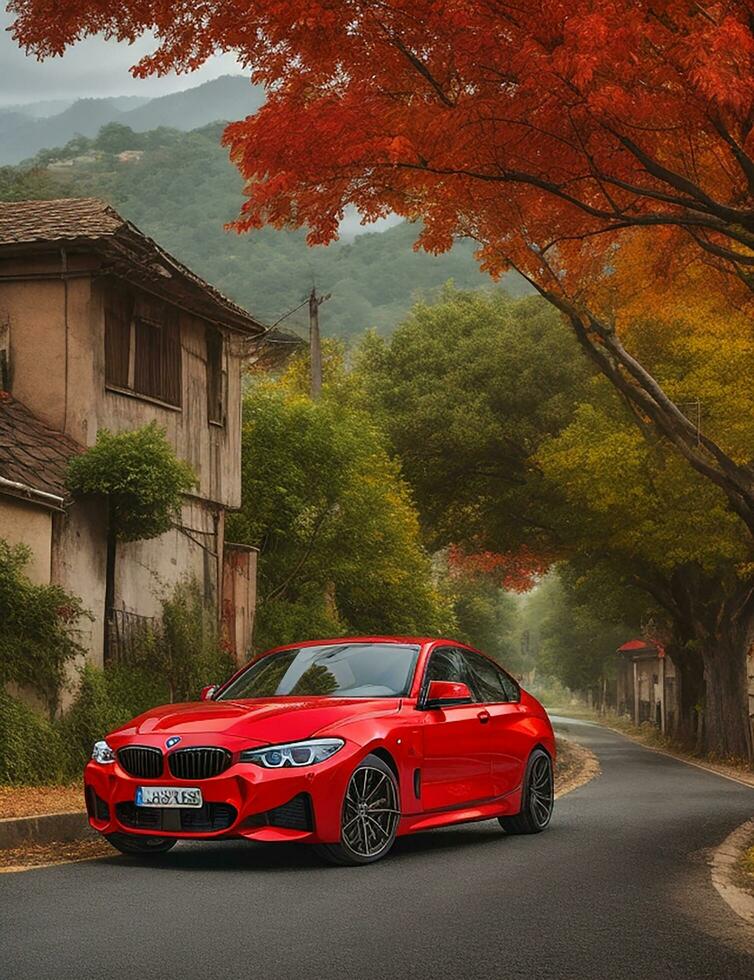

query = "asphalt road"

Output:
[[2, 718, 753, 980]]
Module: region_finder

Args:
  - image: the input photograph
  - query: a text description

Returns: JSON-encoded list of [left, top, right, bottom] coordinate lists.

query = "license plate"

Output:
[[135, 786, 203, 808]]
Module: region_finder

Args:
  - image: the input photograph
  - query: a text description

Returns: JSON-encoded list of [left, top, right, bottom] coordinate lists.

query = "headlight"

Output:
[[91, 739, 116, 764], [240, 738, 344, 769]]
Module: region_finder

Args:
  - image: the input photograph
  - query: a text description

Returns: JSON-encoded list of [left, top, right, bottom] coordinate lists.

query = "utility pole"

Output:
[[308, 286, 330, 399]]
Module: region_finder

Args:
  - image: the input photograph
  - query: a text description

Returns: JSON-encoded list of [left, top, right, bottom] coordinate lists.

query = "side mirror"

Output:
[[423, 680, 473, 709], [200, 685, 218, 702]]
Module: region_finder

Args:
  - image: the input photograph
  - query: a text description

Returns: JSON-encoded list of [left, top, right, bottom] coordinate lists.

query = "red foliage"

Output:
[[10, 2, 754, 308], [447, 545, 551, 594]]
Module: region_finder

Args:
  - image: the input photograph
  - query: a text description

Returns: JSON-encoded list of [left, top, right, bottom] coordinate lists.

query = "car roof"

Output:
[[260, 635, 464, 656]]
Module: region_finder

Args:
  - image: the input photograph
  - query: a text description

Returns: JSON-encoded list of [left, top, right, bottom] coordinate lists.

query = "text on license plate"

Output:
[[135, 786, 203, 808]]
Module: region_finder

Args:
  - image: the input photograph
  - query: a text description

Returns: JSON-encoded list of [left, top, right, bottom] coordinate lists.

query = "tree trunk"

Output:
[[670, 647, 704, 746], [103, 526, 117, 664], [700, 628, 753, 761], [651, 568, 752, 760]]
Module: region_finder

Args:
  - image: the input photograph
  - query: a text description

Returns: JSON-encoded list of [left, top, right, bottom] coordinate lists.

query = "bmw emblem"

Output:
[[166, 736, 181, 749]]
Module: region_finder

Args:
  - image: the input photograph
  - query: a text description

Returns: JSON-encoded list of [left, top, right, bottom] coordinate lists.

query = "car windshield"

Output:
[[216, 642, 420, 700]]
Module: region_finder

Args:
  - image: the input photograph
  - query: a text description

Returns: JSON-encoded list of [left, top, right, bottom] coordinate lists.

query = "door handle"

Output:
[[477, 710, 491, 724]]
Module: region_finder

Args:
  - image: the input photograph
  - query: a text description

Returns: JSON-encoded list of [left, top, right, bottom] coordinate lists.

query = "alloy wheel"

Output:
[[528, 753, 554, 828], [341, 765, 400, 859]]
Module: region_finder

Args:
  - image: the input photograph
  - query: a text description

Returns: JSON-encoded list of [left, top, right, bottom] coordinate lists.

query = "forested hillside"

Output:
[[0, 121, 527, 337], [0, 76, 264, 164]]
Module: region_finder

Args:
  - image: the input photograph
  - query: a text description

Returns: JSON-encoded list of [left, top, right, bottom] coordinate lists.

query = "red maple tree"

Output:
[[11, 0, 754, 528]]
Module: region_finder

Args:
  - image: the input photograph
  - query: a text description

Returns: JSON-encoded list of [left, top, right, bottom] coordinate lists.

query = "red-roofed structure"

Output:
[[616, 638, 677, 734]]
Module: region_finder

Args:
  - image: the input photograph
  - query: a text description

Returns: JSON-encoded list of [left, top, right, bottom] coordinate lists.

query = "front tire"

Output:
[[499, 747, 554, 835], [315, 753, 400, 866], [105, 832, 177, 856]]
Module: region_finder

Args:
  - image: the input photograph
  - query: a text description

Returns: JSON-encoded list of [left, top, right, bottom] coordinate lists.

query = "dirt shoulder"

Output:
[[0, 784, 84, 820], [554, 735, 599, 798], [736, 830, 754, 900]]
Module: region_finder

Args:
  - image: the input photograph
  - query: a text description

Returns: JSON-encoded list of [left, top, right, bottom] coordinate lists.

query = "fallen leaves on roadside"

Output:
[[0, 784, 84, 819], [554, 736, 599, 798], [0, 836, 112, 872]]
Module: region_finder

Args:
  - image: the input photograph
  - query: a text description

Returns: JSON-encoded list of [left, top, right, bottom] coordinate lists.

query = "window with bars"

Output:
[[104, 284, 132, 389], [104, 282, 182, 408], [206, 326, 225, 424]]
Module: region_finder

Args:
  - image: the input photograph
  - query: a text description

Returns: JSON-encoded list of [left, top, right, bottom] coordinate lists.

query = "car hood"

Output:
[[111, 697, 402, 744]]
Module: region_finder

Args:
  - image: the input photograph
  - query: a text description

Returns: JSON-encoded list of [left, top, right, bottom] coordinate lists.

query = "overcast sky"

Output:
[[0, 9, 245, 107]]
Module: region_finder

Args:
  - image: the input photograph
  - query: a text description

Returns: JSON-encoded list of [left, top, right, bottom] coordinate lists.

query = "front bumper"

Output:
[[84, 740, 360, 845]]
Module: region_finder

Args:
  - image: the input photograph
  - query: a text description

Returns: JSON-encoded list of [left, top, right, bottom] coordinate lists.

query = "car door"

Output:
[[419, 646, 495, 811], [457, 649, 528, 798]]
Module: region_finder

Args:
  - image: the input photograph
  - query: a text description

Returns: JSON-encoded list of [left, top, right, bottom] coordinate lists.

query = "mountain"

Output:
[[0, 95, 148, 119], [0, 76, 264, 166], [0, 122, 529, 337], [118, 76, 265, 132]]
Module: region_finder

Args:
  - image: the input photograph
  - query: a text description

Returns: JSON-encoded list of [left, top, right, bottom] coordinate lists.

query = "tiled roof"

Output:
[[0, 199, 266, 336], [0, 198, 124, 244], [0, 393, 82, 505]]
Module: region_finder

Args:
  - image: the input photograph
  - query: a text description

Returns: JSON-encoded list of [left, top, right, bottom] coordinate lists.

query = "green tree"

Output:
[[356, 288, 589, 555], [537, 377, 752, 751], [358, 288, 754, 756], [226, 369, 454, 651], [95, 123, 141, 155], [66, 422, 196, 658]]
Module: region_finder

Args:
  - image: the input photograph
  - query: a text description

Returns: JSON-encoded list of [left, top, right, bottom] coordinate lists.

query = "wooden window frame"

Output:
[[104, 282, 183, 409], [206, 325, 226, 426]]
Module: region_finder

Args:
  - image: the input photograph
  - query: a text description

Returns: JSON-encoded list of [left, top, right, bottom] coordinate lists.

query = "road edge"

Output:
[[711, 819, 754, 928], [0, 810, 91, 850]]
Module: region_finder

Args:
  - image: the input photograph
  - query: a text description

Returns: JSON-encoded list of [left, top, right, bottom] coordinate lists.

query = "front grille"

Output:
[[179, 803, 236, 832], [243, 793, 314, 832], [116, 802, 236, 833], [168, 747, 231, 780], [116, 802, 161, 829], [118, 746, 163, 779]]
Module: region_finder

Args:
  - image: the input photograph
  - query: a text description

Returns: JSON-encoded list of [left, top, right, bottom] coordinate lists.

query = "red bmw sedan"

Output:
[[85, 637, 556, 865]]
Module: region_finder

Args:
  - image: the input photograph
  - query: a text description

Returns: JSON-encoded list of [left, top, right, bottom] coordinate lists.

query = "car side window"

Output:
[[459, 650, 519, 703], [425, 647, 465, 685], [497, 665, 521, 703]]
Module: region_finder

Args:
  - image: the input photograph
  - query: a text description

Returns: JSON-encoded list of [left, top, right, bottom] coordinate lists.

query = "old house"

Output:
[[0, 198, 263, 692], [616, 638, 679, 734]]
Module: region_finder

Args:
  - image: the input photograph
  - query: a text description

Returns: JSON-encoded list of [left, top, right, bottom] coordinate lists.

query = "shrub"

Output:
[[0, 575, 236, 785], [158, 578, 235, 701], [0, 538, 90, 713], [56, 664, 134, 774], [57, 663, 173, 775], [0, 690, 66, 785]]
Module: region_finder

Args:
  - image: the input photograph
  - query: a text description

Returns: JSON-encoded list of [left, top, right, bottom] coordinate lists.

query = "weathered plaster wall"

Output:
[[0, 495, 52, 584], [51, 496, 108, 671], [115, 498, 222, 620], [87, 280, 243, 508]]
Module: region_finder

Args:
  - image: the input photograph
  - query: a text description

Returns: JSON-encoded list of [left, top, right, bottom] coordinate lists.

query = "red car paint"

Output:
[[84, 637, 555, 847]]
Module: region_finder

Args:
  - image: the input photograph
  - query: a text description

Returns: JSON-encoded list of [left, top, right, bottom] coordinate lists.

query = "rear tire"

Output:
[[106, 832, 177, 856], [499, 748, 553, 835], [315, 753, 400, 866]]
